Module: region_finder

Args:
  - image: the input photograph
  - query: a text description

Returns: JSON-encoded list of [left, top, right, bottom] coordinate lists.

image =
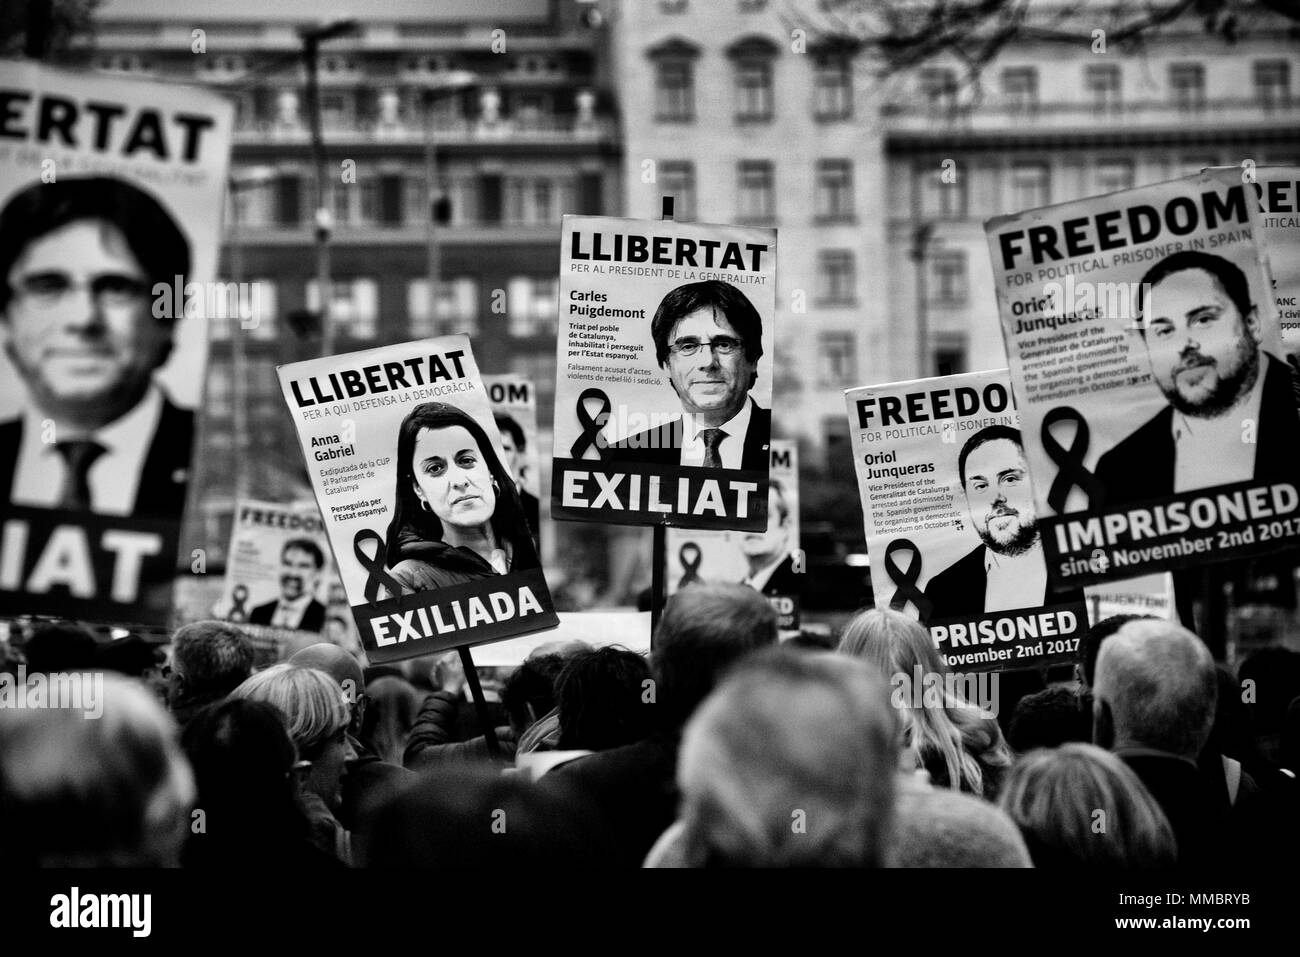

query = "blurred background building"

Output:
[[48, 0, 1300, 633]]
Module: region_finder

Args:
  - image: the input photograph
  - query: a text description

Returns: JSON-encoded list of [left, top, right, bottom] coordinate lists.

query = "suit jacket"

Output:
[[1119, 752, 1234, 868], [747, 553, 801, 597], [248, 597, 326, 632], [519, 488, 540, 537], [1094, 353, 1300, 507], [0, 397, 194, 520], [602, 400, 771, 470], [921, 543, 1083, 622]]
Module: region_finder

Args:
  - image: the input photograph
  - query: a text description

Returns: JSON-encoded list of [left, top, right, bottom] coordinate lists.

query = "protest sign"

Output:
[[666, 440, 802, 630], [484, 375, 541, 544], [277, 336, 559, 664], [0, 62, 232, 624], [985, 168, 1300, 592], [551, 214, 777, 532], [216, 498, 334, 642], [1247, 166, 1300, 367], [1083, 572, 1176, 624], [847, 369, 1088, 673]]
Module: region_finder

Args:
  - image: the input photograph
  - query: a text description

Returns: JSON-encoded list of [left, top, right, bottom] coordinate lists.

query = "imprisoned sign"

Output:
[[551, 215, 777, 531], [985, 168, 1300, 591], [667, 440, 801, 631], [277, 336, 559, 664], [0, 62, 232, 624], [847, 370, 1088, 672]]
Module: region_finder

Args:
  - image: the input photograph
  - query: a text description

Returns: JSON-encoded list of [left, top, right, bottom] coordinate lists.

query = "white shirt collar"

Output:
[[744, 549, 789, 592], [681, 398, 754, 469]]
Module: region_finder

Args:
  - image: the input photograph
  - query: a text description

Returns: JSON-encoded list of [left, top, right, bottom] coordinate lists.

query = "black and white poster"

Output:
[[985, 168, 1300, 591], [1247, 166, 1300, 373], [846, 370, 1088, 673], [0, 62, 231, 625], [484, 374, 541, 544], [277, 336, 559, 664], [550, 214, 777, 531]]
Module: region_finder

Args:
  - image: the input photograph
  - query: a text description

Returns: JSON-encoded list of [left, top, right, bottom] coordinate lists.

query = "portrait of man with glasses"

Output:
[[0, 177, 194, 518], [605, 279, 771, 470]]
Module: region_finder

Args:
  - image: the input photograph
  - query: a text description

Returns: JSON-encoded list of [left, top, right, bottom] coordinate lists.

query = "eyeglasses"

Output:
[[10, 272, 151, 309], [668, 336, 742, 358]]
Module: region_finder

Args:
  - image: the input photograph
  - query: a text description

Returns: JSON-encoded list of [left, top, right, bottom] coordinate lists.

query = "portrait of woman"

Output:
[[381, 402, 539, 595]]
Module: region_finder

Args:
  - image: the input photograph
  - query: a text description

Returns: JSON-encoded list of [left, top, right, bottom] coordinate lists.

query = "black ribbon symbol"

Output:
[[353, 529, 408, 606], [228, 584, 249, 622], [885, 539, 933, 623], [678, 543, 703, 589], [570, 388, 612, 460], [1041, 406, 1107, 513]]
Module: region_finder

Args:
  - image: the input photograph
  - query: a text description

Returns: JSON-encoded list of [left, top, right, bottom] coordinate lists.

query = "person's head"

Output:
[[21, 620, 99, 673], [386, 402, 533, 558], [0, 673, 194, 866], [288, 643, 367, 735], [888, 778, 1032, 867], [654, 583, 779, 729], [838, 608, 1007, 795], [555, 646, 652, 751], [0, 177, 190, 427], [180, 697, 307, 856], [494, 414, 526, 480], [278, 538, 325, 603], [1137, 250, 1262, 419], [357, 675, 424, 766], [1080, 613, 1154, 691], [1092, 619, 1217, 759], [1007, 686, 1091, 752], [169, 620, 255, 707], [501, 652, 569, 737], [677, 648, 897, 867], [650, 280, 763, 427], [229, 664, 355, 809], [957, 425, 1038, 556], [740, 477, 792, 564], [998, 743, 1177, 867]]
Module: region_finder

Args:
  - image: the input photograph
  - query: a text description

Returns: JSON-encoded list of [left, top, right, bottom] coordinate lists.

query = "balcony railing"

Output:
[[234, 114, 617, 144], [882, 96, 1300, 133]]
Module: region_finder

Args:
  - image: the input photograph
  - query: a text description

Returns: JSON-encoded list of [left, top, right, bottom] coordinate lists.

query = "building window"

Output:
[[1002, 67, 1038, 114], [655, 60, 695, 121], [206, 363, 233, 418], [815, 160, 854, 221], [740, 0, 767, 11], [817, 250, 856, 305], [1169, 64, 1205, 111], [737, 161, 775, 222], [1255, 60, 1290, 110], [1096, 159, 1134, 195], [930, 251, 967, 305], [819, 332, 857, 385], [919, 68, 958, 114], [276, 174, 302, 226], [505, 177, 562, 225], [1009, 161, 1050, 211], [409, 278, 478, 337], [507, 277, 559, 338], [307, 278, 378, 339], [919, 165, 967, 220], [933, 335, 968, 376], [659, 0, 688, 12], [1085, 64, 1121, 112], [659, 161, 697, 221], [813, 55, 852, 120], [735, 59, 773, 121]]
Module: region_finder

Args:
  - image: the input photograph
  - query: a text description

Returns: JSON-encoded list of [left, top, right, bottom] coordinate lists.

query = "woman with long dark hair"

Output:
[[382, 402, 538, 594]]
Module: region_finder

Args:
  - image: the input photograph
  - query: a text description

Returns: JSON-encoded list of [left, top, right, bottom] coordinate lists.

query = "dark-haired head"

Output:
[[650, 280, 764, 371], [958, 425, 1023, 490], [556, 646, 652, 751], [384, 402, 537, 566], [1137, 250, 1253, 333]]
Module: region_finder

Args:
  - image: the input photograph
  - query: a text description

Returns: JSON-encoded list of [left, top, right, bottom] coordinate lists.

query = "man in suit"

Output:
[[1094, 250, 1300, 506], [494, 413, 540, 536], [739, 478, 800, 596], [0, 178, 194, 519], [603, 280, 770, 470], [247, 538, 328, 632], [923, 425, 1053, 621]]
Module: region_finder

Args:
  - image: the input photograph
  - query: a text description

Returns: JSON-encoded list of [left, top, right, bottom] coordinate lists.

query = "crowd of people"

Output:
[[2, 583, 1299, 868]]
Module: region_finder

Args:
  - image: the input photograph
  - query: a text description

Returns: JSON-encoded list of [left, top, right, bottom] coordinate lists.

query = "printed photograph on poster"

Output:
[[985, 168, 1300, 591], [0, 62, 232, 625], [846, 370, 1088, 673], [484, 375, 540, 543], [277, 336, 559, 664], [666, 441, 801, 630], [550, 214, 777, 532], [216, 500, 334, 637]]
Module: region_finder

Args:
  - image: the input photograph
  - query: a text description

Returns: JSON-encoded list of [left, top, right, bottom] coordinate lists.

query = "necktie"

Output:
[[700, 428, 726, 468], [55, 440, 106, 511]]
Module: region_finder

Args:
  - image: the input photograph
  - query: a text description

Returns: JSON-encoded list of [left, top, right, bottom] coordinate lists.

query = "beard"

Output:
[[977, 508, 1040, 556], [1162, 341, 1260, 419]]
